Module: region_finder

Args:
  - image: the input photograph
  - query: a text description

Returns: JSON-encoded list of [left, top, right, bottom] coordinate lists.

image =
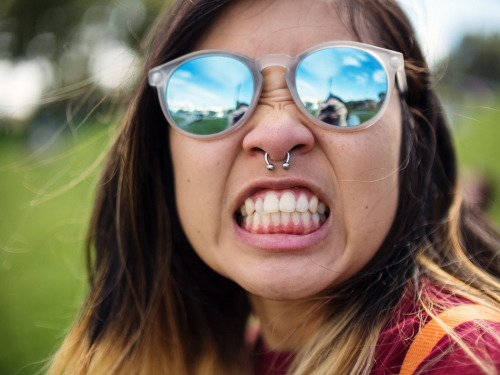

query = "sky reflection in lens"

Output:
[[166, 55, 253, 134], [296, 47, 388, 126]]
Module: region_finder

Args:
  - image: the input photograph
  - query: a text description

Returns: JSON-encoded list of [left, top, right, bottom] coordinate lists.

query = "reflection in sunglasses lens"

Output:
[[166, 55, 254, 135], [296, 47, 388, 127]]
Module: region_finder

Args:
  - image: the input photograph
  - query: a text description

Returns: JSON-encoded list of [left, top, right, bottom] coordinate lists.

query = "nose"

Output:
[[241, 67, 315, 162]]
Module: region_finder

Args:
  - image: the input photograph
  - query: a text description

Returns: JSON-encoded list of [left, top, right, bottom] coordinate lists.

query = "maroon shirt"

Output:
[[253, 289, 500, 375], [252, 338, 294, 375]]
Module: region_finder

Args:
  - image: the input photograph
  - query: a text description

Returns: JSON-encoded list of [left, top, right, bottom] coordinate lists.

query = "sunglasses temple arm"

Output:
[[396, 67, 408, 94]]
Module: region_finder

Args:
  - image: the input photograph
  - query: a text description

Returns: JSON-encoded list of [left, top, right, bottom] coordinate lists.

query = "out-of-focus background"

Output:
[[0, 0, 499, 374]]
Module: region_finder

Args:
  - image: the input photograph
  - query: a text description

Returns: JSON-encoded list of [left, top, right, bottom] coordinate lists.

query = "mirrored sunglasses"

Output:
[[148, 41, 407, 139]]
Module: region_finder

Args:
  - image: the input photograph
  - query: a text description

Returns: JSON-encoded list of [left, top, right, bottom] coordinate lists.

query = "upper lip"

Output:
[[232, 176, 330, 215]]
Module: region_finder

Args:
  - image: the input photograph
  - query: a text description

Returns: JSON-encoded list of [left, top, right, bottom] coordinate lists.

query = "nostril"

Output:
[[290, 144, 304, 153]]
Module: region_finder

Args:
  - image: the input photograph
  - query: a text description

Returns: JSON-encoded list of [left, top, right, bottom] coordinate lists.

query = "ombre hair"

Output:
[[48, 1, 500, 374]]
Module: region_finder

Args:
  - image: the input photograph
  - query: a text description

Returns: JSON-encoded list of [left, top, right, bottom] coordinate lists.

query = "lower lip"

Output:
[[232, 216, 330, 252]]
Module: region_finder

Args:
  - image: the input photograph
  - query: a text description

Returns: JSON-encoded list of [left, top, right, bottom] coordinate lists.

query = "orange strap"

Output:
[[399, 304, 500, 375]]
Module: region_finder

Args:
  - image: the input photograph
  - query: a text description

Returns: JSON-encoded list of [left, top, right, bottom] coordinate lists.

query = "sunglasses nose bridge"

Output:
[[255, 54, 293, 71]]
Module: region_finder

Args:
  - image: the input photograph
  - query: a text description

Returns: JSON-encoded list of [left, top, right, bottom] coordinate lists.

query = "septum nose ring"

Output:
[[265, 152, 290, 171]]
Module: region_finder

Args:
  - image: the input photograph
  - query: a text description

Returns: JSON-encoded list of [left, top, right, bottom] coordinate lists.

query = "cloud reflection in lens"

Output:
[[166, 55, 253, 135]]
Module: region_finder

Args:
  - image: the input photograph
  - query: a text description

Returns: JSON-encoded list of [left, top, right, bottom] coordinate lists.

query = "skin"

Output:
[[169, 0, 402, 349]]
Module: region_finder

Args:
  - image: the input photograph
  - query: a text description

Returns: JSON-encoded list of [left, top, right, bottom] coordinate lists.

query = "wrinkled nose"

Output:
[[242, 66, 314, 164]]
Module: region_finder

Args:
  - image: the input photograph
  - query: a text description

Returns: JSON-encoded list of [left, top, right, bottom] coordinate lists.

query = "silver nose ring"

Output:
[[265, 152, 290, 171]]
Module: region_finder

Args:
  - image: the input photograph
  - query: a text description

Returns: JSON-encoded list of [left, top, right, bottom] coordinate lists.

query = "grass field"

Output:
[[0, 95, 499, 375], [448, 96, 500, 223], [0, 123, 111, 375]]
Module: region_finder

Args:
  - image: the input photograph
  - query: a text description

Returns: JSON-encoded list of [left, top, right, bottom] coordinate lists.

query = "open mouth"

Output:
[[235, 188, 330, 235]]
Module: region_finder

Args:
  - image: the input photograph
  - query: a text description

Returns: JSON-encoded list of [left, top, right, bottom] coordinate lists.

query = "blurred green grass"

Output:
[[448, 96, 500, 223], [0, 123, 111, 375], [0, 96, 499, 375]]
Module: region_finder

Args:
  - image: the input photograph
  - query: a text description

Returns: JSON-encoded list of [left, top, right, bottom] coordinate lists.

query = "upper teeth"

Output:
[[240, 190, 327, 216]]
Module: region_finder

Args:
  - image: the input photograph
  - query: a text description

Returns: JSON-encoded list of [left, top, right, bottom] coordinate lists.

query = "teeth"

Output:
[[271, 212, 281, 226], [296, 193, 309, 212], [312, 213, 320, 225], [309, 196, 318, 213], [252, 213, 261, 230], [302, 211, 311, 226], [240, 190, 329, 231], [281, 212, 290, 225], [245, 199, 255, 215], [242, 190, 327, 216], [263, 192, 279, 213], [255, 197, 264, 213], [279, 191, 296, 212], [261, 213, 270, 228]]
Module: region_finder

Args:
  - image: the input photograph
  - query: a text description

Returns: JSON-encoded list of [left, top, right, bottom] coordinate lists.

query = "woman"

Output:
[[48, 0, 500, 374]]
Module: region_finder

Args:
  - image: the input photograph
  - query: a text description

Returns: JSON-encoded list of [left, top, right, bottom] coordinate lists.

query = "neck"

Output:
[[248, 294, 324, 351]]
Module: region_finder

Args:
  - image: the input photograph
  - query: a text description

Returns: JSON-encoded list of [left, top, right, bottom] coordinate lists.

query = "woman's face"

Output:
[[169, 0, 401, 300]]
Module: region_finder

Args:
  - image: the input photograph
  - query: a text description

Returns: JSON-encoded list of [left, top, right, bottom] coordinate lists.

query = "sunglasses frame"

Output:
[[148, 41, 407, 139]]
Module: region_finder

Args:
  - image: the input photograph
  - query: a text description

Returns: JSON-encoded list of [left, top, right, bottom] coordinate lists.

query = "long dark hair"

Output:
[[48, 1, 500, 374], [83, 0, 252, 372]]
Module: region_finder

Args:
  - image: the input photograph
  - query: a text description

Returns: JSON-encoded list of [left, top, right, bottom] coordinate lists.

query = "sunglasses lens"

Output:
[[165, 55, 254, 136], [296, 47, 388, 127]]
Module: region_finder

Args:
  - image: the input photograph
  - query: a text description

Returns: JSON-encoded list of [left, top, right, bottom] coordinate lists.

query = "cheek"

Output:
[[169, 132, 225, 245], [333, 99, 402, 260], [170, 130, 235, 255], [341, 124, 400, 208], [339, 96, 401, 199]]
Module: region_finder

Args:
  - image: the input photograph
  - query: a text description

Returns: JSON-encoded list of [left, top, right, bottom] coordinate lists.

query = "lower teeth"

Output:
[[237, 210, 328, 234]]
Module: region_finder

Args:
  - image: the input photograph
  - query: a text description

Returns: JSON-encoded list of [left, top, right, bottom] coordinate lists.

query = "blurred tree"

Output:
[[0, 0, 166, 130], [1, 0, 163, 59], [2, 0, 95, 59], [441, 33, 500, 90]]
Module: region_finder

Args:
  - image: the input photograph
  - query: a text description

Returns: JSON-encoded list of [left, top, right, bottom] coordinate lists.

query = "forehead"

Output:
[[195, 0, 359, 57]]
